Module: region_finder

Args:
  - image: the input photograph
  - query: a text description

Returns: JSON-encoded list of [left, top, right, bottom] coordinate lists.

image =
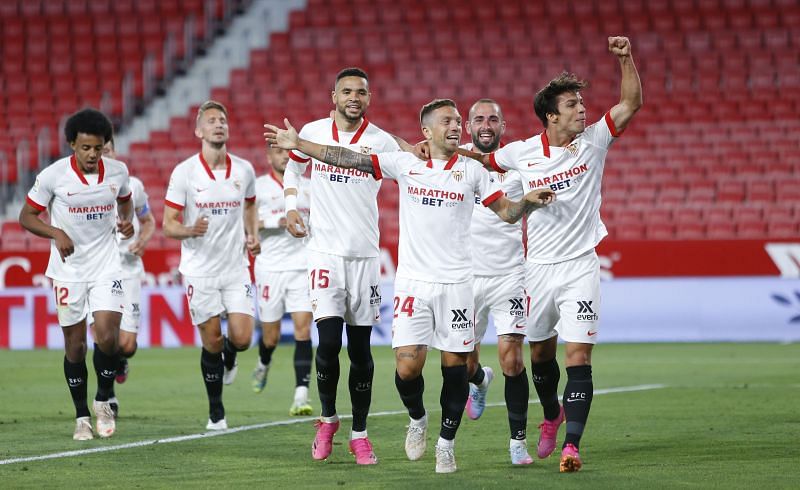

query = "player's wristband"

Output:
[[285, 194, 297, 214]]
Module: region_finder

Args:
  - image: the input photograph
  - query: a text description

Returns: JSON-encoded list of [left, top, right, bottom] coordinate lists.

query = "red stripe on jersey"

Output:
[[444, 153, 458, 170], [482, 189, 503, 207], [269, 170, 283, 188], [540, 132, 551, 158], [198, 152, 232, 180], [426, 153, 459, 170], [165, 200, 184, 210], [370, 154, 383, 180], [26, 196, 46, 211], [488, 153, 506, 174], [288, 151, 310, 163], [245, 195, 256, 202], [117, 192, 132, 202], [98, 159, 105, 184], [70, 155, 90, 185], [332, 118, 370, 144], [605, 111, 622, 137]]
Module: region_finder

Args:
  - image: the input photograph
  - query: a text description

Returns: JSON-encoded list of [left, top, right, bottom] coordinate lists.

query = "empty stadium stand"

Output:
[[1, 0, 799, 251]]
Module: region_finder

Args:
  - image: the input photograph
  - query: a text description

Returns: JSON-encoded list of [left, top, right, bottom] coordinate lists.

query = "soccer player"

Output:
[[461, 99, 533, 465], [163, 100, 260, 430], [461, 36, 643, 472], [19, 108, 134, 440], [265, 98, 555, 473], [251, 144, 314, 416], [89, 138, 156, 417], [274, 67, 410, 466]]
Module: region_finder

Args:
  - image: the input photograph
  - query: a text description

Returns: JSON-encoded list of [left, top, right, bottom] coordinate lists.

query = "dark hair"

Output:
[[64, 108, 113, 144], [533, 73, 588, 127], [335, 67, 369, 85], [420, 98, 457, 125]]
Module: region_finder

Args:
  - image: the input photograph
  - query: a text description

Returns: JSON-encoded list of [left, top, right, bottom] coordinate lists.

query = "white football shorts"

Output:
[[183, 267, 255, 325], [255, 268, 311, 322], [52, 278, 125, 327], [120, 278, 142, 333], [526, 250, 601, 344], [391, 277, 475, 353], [473, 268, 527, 343], [306, 250, 381, 326]]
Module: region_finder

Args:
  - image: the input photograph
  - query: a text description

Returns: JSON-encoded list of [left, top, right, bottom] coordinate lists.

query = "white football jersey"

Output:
[[463, 143, 525, 277], [254, 171, 311, 272], [490, 112, 619, 264], [118, 176, 150, 279], [372, 152, 502, 283], [286, 117, 400, 258], [26, 155, 131, 282], [165, 152, 256, 277]]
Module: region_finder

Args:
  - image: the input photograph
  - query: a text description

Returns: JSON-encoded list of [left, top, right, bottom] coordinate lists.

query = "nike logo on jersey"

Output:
[[195, 187, 208, 193], [527, 162, 541, 167], [409, 171, 424, 175], [67, 191, 81, 196]]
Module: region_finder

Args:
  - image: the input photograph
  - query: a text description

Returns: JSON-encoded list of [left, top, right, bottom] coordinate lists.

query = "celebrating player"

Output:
[[460, 36, 643, 472], [163, 100, 260, 430], [265, 98, 555, 473], [461, 99, 534, 465], [275, 67, 411, 465], [19, 108, 134, 440], [251, 144, 314, 416]]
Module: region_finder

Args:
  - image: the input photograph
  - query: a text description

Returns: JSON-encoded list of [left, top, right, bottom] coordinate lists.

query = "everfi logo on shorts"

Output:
[[577, 300, 598, 321], [508, 298, 524, 317], [450, 309, 472, 330], [369, 285, 381, 306]]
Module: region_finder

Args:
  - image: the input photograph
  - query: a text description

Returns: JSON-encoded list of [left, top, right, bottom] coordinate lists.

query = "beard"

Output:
[[471, 132, 501, 153], [337, 104, 364, 123]]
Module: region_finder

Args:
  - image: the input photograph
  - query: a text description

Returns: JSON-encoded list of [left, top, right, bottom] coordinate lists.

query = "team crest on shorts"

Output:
[[452, 170, 464, 182], [311, 299, 318, 312], [359, 146, 372, 155]]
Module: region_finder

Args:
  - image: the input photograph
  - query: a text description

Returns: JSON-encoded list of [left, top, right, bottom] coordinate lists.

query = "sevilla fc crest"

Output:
[[452, 170, 464, 182]]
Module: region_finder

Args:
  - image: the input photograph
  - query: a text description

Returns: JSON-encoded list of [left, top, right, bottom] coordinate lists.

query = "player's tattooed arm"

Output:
[[316, 145, 375, 175], [489, 188, 556, 223], [264, 119, 374, 174]]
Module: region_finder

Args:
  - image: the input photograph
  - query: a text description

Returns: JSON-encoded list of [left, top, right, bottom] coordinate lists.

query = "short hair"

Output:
[[420, 98, 457, 126], [64, 108, 113, 144], [469, 98, 503, 120], [533, 72, 588, 127], [335, 67, 369, 87], [196, 100, 228, 125]]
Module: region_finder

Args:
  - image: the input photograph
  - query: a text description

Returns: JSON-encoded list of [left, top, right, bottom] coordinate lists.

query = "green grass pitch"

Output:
[[1, 343, 798, 489]]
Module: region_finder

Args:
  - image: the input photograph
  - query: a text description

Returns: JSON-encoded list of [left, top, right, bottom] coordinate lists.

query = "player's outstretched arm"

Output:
[[457, 147, 493, 171], [488, 188, 556, 223], [607, 36, 643, 134], [264, 120, 375, 176], [162, 206, 208, 240], [19, 202, 74, 261]]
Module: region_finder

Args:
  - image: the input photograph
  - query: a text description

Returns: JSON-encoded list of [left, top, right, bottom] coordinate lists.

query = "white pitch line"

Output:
[[0, 383, 665, 466]]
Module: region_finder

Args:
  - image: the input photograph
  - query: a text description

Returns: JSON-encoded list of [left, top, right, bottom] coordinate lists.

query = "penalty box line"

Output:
[[0, 383, 665, 466]]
